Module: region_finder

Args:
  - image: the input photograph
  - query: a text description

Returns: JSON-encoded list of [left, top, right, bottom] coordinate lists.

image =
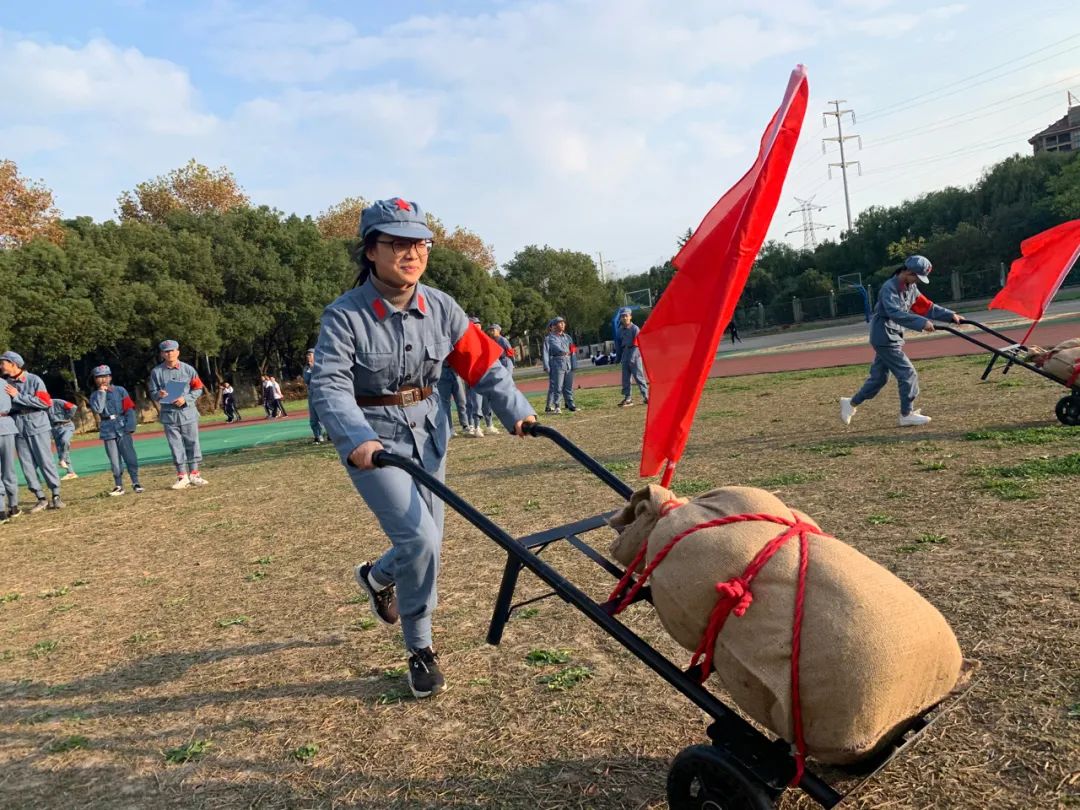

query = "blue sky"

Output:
[[3, 1, 1079, 277]]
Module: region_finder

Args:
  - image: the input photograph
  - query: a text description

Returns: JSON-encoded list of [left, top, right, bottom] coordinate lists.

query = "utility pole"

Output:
[[785, 196, 832, 250], [596, 252, 607, 282], [822, 100, 861, 232]]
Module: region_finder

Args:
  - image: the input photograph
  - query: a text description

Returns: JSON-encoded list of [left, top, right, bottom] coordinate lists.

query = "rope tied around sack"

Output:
[[608, 506, 831, 786]]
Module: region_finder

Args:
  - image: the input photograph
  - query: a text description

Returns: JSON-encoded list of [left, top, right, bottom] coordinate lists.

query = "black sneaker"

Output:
[[567, 405, 577, 412], [0, 511, 7, 523], [355, 563, 399, 625], [29, 499, 48, 514], [406, 647, 446, 698], [7, 506, 21, 519]]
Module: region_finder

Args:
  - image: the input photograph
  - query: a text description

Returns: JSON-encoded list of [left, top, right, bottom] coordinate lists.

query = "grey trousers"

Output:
[[350, 452, 447, 651], [0, 435, 18, 509], [15, 432, 60, 499], [52, 424, 75, 469], [621, 351, 649, 401], [104, 433, 140, 486], [439, 374, 467, 431], [851, 343, 920, 415], [546, 357, 575, 409], [309, 405, 324, 439], [163, 420, 202, 474]]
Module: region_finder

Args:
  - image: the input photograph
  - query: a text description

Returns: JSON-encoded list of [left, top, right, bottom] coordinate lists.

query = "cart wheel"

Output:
[[1055, 395, 1080, 426], [667, 745, 778, 810]]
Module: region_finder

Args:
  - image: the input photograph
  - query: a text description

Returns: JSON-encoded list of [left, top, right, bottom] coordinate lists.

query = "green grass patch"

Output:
[[523, 499, 541, 511], [1, 592, 21, 604], [752, 471, 823, 488], [514, 607, 540, 620], [867, 514, 894, 525], [537, 665, 593, 691], [915, 458, 949, 471], [215, 616, 250, 628], [965, 426, 1080, 445], [253, 556, 274, 566], [467, 677, 492, 687], [245, 570, 268, 582], [525, 648, 572, 666], [47, 735, 89, 754], [375, 686, 412, 705], [918, 532, 949, 545], [165, 740, 212, 764], [803, 442, 854, 457], [670, 479, 713, 496], [38, 586, 69, 599], [980, 453, 1080, 480], [292, 743, 319, 762], [30, 640, 59, 658], [602, 460, 633, 473], [382, 665, 408, 679], [352, 617, 377, 631]]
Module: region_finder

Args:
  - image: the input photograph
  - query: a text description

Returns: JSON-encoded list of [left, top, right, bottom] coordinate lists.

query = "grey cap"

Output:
[[548, 316, 565, 328], [306, 348, 315, 355], [159, 339, 179, 351], [488, 324, 502, 332], [0, 350, 24, 368], [360, 197, 435, 240], [618, 307, 632, 317], [904, 255, 932, 284], [92, 364, 111, 377], [468, 315, 481, 324]]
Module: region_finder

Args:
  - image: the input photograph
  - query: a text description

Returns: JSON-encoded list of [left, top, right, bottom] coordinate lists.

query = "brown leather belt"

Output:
[[355, 386, 433, 407]]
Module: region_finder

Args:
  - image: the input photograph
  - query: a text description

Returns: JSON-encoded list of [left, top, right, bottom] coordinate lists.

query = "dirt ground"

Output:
[[1, 355, 1078, 809]]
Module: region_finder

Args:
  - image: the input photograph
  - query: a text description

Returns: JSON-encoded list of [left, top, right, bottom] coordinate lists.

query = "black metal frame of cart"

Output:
[[940, 317, 1080, 425], [374, 423, 957, 809]]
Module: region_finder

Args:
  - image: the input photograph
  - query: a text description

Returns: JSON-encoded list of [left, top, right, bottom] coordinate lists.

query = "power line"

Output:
[[822, 100, 862, 232], [860, 33, 1080, 121], [785, 196, 832, 250]]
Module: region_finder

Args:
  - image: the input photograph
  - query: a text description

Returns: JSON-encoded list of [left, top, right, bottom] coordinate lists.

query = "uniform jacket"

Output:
[[310, 278, 533, 469], [615, 323, 641, 363], [48, 399, 78, 425], [494, 336, 515, 371], [89, 385, 137, 440], [543, 333, 574, 372], [148, 362, 203, 425], [869, 275, 955, 347], [0, 389, 16, 438], [6, 372, 53, 437]]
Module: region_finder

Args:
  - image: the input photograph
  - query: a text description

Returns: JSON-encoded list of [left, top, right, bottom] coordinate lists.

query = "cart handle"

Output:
[[520, 421, 635, 499], [941, 316, 1029, 347]]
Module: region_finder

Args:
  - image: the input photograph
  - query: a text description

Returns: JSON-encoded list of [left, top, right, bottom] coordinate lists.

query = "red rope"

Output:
[[609, 510, 827, 786]]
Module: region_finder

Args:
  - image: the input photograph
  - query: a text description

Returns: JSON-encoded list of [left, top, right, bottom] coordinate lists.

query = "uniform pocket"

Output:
[[354, 351, 394, 392], [423, 341, 451, 384]]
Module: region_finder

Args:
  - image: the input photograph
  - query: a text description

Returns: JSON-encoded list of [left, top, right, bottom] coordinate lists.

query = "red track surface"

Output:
[[71, 321, 1077, 447], [516, 321, 1080, 393]]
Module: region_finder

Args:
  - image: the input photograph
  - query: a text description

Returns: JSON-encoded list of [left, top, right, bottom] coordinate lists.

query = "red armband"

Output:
[[34, 390, 53, 407], [911, 294, 933, 317], [121, 396, 136, 412], [448, 324, 503, 387], [190, 375, 204, 390]]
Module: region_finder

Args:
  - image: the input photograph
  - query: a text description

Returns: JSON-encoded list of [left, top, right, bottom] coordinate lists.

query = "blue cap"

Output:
[[618, 307, 632, 317], [92, 364, 111, 377], [488, 323, 502, 332], [0, 351, 24, 368], [306, 348, 315, 355], [904, 255, 932, 284], [548, 316, 565, 328], [159, 339, 179, 351], [360, 198, 435, 240]]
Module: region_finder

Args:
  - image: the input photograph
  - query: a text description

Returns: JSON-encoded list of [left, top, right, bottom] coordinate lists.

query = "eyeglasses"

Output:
[[375, 238, 433, 257]]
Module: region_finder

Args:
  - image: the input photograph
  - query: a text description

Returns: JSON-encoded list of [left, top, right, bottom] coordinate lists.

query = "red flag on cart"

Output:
[[637, 66, 809, 486], [989, 219, 1080, 342]]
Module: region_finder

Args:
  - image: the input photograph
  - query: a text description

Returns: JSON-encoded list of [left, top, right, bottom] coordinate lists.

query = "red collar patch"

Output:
[[416, 293, 427, 314], [371, 298, 388, 320]]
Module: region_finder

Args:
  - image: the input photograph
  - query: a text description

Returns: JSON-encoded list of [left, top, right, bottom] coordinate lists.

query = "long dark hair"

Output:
[[351, 232, 381, 287]]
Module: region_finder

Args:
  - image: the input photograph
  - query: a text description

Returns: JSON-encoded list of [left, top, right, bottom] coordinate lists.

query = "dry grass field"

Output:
[[1, 355, 1078, 809]]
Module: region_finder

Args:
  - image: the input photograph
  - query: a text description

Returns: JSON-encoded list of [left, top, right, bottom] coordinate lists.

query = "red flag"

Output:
[[638, 66, 809, 485], [989, 219, 1080, 330]]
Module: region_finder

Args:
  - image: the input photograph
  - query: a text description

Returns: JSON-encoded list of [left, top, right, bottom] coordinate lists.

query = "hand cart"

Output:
[[939, 318, 1080, 425], [374, 423, 968, 808]]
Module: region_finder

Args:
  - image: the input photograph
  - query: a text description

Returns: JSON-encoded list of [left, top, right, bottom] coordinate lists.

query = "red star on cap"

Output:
[[394, 198, 411, 211]]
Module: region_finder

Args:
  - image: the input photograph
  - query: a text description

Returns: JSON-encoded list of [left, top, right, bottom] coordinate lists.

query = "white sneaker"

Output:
[[840, 397, 856, 425], [899, 411, 931, 427], [189, 473, 209, 486], [58, 460, 69, 470], [108, 486, 125, 497], [62, 472, 79, 480], [171, 475, 191, 490], [485, 424, 499, 435], [553, 406, 561, 414]]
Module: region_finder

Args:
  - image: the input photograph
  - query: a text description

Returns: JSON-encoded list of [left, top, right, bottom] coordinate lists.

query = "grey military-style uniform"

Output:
[[302, 364, 326, 441], [148, 361, 204, 474], [310, 278, 534, 652], [543, 332, 575, 411], [89, 385, 141, 488], [616, 320, 649, 402], [48, 399, 78, 471], [437, 363, 468, 432], [8, 371, 61, 500], [0, 390, 18, 510], [851, 274, 955, 415]]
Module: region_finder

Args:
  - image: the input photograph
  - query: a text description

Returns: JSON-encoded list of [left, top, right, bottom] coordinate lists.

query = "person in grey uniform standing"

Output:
[[542, 316, 576, 413], [310, 197, 537, 698], [149, 340, 208, 489], [302, 349, 326, 443], [437, 362, 469, 437], [0, 386, 20, 521], [463, 316, 490, 437], [481, 324, 514, 434], [49, 398, 79, 479], [89, 365, 143, 495], [614, 307, 649, 407], [841, 255, 961, 427], [0, 351, 64, 512]]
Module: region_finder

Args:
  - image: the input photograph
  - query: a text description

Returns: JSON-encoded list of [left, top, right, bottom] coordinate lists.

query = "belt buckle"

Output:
[[401, 388, 418, 406]]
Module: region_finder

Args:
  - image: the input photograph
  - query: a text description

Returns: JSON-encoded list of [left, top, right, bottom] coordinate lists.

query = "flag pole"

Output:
[[660, 460, 676, 488]]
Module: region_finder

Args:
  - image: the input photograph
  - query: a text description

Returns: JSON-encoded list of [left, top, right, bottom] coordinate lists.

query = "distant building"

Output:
[[1029, 102, 1080, 154]]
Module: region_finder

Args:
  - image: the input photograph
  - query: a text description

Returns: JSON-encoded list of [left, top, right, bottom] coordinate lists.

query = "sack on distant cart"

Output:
[[609, 484, 966, 765]]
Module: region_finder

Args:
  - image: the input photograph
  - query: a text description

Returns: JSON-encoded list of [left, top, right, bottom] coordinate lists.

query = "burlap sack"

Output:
[[1040, 345, 1080, 386], [609, 485, 963, 764]]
